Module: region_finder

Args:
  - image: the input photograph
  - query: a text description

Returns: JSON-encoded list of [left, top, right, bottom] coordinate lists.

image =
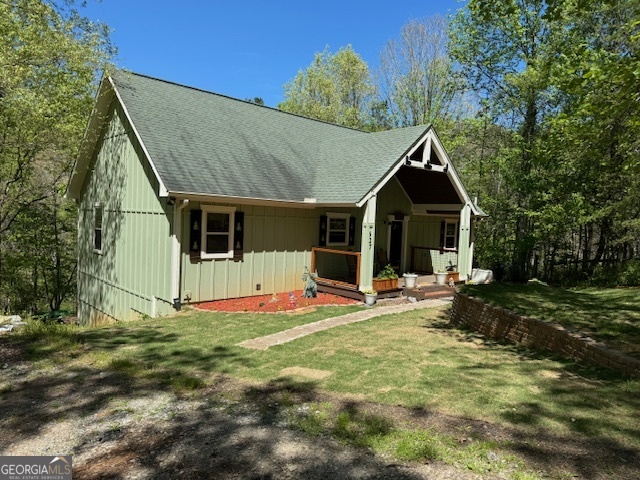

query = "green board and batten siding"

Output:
[[180, 205, 361, 303], [77, 102, 174, 325]]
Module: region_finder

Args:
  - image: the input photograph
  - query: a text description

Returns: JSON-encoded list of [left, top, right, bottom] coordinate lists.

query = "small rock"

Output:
[[2, 363, 8, 369], [487, 451, 499, 462]]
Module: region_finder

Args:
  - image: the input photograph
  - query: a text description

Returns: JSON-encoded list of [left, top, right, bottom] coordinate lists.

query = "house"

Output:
[[67, 71, 485, 325]]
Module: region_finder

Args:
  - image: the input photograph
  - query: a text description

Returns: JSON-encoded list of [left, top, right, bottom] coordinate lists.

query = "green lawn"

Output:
[[10, 303, 640, 478], [461, 283, 640, 358]]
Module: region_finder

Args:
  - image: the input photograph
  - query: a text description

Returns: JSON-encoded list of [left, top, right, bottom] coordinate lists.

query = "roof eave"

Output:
[[109, 76, 169, 197], [66, 76, 114, 200], [167, 191, 357, 208], [66, 75, 170, 200]]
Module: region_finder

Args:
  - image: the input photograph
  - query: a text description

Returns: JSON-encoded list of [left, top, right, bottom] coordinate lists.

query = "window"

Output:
[[94, 205, 103, 253], [444, 219, 458, 250], [201, 206, 235, 259], [326, 213, 350, 246]]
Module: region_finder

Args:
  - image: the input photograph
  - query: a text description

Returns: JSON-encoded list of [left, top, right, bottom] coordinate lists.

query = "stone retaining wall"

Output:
[[450, 293, 640, 378]]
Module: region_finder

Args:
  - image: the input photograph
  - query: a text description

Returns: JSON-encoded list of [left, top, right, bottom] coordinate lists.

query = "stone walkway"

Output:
[[238, 297, 453, 350]]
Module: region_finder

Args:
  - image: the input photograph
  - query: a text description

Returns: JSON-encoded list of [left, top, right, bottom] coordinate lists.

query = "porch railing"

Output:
[[311, 247, 361, 289], [410, 246, 458, 274]]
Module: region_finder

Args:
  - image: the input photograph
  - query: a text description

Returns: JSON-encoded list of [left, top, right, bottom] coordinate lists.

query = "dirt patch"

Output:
[[197, 290, 359, 313], [280, 366, 333, 380]]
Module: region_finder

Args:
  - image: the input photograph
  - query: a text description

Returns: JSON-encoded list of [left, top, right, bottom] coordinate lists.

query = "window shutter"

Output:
[[456, 222, 460, 249], [348, 217, 356, 246], [439, 220, 445, 249], [319, 215, 327, 246], [190, 209, 202, 259], [233, 211, 244, 261]]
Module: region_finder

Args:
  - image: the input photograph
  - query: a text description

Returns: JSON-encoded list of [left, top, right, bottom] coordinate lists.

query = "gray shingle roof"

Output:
[[111, 71, 430, 204]]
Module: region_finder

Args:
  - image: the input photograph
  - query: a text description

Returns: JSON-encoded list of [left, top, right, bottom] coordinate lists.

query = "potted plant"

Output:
[[402, 272, 418, 289], [446, 261, 459, 283], [373, 264, 399, 292], [434, 269, 448, 285], [363, 289, 377, 306]]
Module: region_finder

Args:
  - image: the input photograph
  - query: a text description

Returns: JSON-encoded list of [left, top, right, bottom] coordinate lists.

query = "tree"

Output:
[[278, 45, 376, 129], [449, 0, 640, 284], [378, 16, 468, 128], [245, 97, 265, 105], [541, 0, 640, 281], [450, 0, 556, 281], [0, 0, 113, 313]]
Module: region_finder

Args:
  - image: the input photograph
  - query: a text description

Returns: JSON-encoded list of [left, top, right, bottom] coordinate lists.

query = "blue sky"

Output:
[[83, 1, 465, 107]]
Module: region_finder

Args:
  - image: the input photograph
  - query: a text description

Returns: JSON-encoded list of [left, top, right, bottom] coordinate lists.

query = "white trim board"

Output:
[[109, 77, 169, 197], [357, 128, 475, 214]]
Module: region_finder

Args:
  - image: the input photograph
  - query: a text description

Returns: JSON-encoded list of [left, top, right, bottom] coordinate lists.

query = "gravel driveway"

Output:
[[0, 356, 487, 480]]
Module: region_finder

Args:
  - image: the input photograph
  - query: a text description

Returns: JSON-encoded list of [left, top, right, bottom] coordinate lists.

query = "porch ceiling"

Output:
[[396, 166, 462, 205]]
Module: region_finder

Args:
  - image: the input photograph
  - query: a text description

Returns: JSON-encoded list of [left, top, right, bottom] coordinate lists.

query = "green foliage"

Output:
[[449, 0, 640, 285], [389, 429, 446, 461], [376, 264, 398, 279], [0, 0, 113, 314], [278, 45, 376, 130], [18, 318, 82, 360], [170, 374, 205, 392]]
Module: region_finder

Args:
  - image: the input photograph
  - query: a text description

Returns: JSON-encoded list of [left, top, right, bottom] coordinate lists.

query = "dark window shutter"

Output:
[[233, 211, 244, 261], [348, 216, 356, 246], [319, 215, 327, 246], [190, 209, 202, 259], [439, 220, 445, 251], [456, 221, 460, 249]]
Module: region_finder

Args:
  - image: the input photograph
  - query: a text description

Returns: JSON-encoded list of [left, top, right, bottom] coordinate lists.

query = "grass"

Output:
[[286, 402, 529, 476], [8, 302, 640, 478], [461, 283, 640, 358]]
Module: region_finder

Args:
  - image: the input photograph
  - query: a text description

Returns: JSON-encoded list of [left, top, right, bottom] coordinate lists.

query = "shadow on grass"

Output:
[[0, 362, 428, 479], [418, 309, 640, 479], [3, 314, 640, 479]]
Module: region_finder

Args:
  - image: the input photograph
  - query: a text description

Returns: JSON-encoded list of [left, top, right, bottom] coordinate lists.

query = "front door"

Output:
[[389, 220, 403, 268]]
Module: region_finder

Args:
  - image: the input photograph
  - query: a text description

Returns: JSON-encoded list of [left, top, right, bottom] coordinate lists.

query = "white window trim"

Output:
[[444, 218, 458, 251], [93, 204, 103, 255], [326, 212, 350, 247], [201, 205, 236, 259]]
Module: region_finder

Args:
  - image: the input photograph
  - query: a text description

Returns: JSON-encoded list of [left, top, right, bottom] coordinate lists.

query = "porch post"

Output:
[[458, 203, 472, 281], [358, 195, 377, 291]]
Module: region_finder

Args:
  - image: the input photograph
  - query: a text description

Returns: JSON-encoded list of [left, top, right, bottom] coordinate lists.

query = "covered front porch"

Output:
[[310, 246, 455, 300], [310, 128, 482, 297]]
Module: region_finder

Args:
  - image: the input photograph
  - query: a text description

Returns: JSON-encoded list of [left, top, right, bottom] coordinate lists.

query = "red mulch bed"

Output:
[[197, 290, 360, 313]]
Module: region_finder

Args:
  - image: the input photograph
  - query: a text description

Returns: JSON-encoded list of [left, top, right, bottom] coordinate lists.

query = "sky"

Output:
[[82, 0, 466, 107]]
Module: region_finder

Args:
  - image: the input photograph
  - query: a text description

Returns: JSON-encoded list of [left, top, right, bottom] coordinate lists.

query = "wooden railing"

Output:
[[410, 246, 458, 274], [311, 247, 361, 289]]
